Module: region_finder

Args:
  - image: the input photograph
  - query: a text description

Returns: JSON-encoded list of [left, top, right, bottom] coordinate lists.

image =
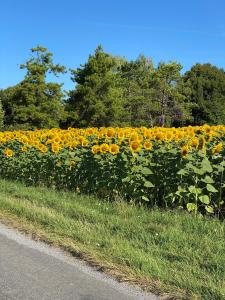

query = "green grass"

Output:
[[0, 178, 224, 300]]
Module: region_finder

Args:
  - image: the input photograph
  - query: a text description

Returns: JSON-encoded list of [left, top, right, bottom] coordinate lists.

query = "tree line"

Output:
[[0, 45, 225, 130]]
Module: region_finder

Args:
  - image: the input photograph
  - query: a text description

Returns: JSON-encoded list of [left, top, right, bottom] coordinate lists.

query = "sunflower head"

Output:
[[198, 136, 206, 150], [91, 145, 100, 155], [21, 146, 28, 153], [39, 144, 48, 153], [106, 127, 115, 138], [81, 139, 89, 147], [3, 148, 14, 157], [109, 144, 119, 155], [51, 143, 60, 154], [118, 130, 125, 140], [144, 140, 153, 151], [53, 136, 61, 143], [190, 137, 199, 149], [212, 142, 223, 155], [100, 143, 109, 154], [181, 145, 189, 158], [130, 141, 142, 153]]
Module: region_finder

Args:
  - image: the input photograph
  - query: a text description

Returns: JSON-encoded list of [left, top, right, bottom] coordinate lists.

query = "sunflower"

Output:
[[109, 144, 119, 155], [144, 140, 153, 151], [155, 133, 164, 141], [100, 143, 109, 154], [60, 135, 66, 142], [86, 128, 96, 135], [129, 133, 143, 143], [130, 141, 142, 152], [53, 136, 61, 143], [68, 141, 78, 150], [81, 139, 89, 147], [117, 130, 125, 140], [38, 144, 48, 153], [3, 148, 14, 157], [198, 136, 206, 150], [20, 135, 29, 144], [212, 142, 223, 155], [189, 137, 199, 149], [181, 145, 189, 157], [51, 143, 60, 154], [21, 146, 28, 153], [91, 145, 100, 155], [106, 127, 115, 138]]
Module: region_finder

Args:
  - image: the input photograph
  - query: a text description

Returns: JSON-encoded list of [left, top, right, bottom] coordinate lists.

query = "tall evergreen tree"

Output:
[[66, 46, 126, 127], [0, 95, 4, 130], [120, 55, 157, 126], [183, 63, 225, 125], [151, 62, 192, 127], [2, 46, 66, 130]]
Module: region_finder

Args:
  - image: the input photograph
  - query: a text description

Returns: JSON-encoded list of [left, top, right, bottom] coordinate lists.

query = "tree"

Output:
[[151, 62, 192, 127], [2, 46, 66, 130], [0, 95, 4, 130], [183, 63, 225, 125], [119, 55, 157, 127], [66, 46, 126, 127]]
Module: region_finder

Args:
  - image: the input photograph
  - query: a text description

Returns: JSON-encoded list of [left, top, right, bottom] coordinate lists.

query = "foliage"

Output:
[[1, 46, 66, 130], [1, 46, 225, 129], [67, 48, 193, 128], [150, 62, 193, 127], [183, 63, 225, 125], [0, 125, 224, 216], [66, 45, 126, 127], [119, 55, 156, 126], [0, 97, 4, 130]]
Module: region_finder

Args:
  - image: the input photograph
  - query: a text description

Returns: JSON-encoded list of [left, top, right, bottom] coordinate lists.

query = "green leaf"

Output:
[[175, 186, 186, 196], [178, 185, 186, 192], [122, 176, 131, 183], [187, 203, 197, 212], [144, 181, 155, 188], [206, 184, 218, 193], [201, 175, 214, 184], [149, 162, 157, 166], [69, 151, 76, 157], [141, 195, 150, 201], [141, 167, 153, 175], [121, 152, 128, 162], [220, 160, 225, 167], [199, 195, 210, 204], [188, 186, 202, 195], [167, 148, 177, 154], [74, 156, 82, 162], [177, 169, 187, 175], [205, 205, 214, 213], [201, 158, 213, 173], [192, 167, 205, 175]]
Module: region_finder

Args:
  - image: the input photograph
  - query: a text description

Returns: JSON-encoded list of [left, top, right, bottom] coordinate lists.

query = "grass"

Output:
[[0, 178, 224, 300]]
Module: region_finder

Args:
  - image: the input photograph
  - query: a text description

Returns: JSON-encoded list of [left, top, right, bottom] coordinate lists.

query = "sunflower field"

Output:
[[0, 125, 225, 215]]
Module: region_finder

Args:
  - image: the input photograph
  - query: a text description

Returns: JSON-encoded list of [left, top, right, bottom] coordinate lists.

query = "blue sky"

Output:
[[1, 0, 225, 91]]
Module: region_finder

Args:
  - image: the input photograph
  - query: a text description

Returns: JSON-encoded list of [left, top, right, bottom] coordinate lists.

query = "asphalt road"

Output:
[[0, 223, 158, 300]]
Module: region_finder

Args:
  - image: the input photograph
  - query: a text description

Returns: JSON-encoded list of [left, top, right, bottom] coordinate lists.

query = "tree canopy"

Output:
[[1, 46, 66, 130], [0, 97, 4, 129], [66, 46, 125, 127], [1, 46, 225, 130], [183, 63, 225, 125]]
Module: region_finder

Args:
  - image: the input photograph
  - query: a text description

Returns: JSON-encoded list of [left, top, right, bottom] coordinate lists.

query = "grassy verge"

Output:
[[0, 178, 224, 300]]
